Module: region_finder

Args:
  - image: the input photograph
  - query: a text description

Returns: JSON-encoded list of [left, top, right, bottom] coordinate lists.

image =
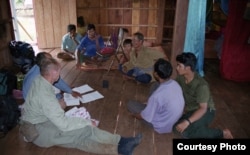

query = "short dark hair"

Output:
[[176, 52, 197, 71], [67, 24, 76, 32], [154, 58, 173, 79], [77, 16, 85, 26], [122, 28, 129, 33], [133, 32, 144, 41], [123, 39, 132, 46], [87, 24, 95, 31]]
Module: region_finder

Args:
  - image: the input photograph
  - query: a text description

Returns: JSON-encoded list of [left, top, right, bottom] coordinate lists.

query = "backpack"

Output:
[[0, 69, 17, 96], [9, 41, 35, 74], [0, 95, 21, 138]]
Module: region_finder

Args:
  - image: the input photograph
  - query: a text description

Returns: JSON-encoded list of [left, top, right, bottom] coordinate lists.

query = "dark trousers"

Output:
[[118, 65, 152, 84], [173, 109, 223, 139]]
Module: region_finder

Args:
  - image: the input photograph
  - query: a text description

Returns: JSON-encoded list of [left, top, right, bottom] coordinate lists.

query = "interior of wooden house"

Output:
[[0, 0, 250, 155]]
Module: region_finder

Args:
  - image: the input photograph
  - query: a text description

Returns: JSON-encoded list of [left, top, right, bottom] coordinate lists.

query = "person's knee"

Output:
[[136, 74, 152, 84]]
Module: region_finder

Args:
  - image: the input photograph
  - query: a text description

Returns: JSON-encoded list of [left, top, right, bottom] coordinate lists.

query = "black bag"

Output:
[[9, 41, 35, 74], [0, 69, 17, 96], [0, 95, 21, 138]]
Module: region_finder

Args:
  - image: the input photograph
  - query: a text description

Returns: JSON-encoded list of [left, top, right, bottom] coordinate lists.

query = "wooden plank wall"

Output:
[[0, 0, 14, 68], [76, 0, 164, 44], [33, 0, 179, 48], [0, 0, 188, 68], [33, 0, 76, 48], [163, 0, 176, 43]]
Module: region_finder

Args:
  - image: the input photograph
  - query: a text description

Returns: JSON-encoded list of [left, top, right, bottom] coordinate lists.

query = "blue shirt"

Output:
[[77, 35, 105, 57], [22, 65, 72, 100], [141, 79, 185, 134]]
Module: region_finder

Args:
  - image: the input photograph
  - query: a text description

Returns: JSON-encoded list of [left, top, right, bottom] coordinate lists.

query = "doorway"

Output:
[[9, 0, 38, 51]]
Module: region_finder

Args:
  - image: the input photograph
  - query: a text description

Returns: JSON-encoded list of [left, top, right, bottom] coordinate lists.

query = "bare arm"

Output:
[[188, 103, 207, 123], [70, 33, 80, 45], [75, 49, 82, 68], [72, 37, 79, 46]]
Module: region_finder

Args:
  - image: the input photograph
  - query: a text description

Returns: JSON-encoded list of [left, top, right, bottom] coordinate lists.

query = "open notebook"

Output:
[[64, 84, 104, 106]]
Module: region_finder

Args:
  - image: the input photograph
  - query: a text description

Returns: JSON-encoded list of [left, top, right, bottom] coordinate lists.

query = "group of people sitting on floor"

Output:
[[18, 22, 233, 155], [58, 23, 167, 84]]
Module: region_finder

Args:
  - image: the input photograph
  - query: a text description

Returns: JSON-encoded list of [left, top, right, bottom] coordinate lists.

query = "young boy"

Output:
[[119, 38, 132, 64]]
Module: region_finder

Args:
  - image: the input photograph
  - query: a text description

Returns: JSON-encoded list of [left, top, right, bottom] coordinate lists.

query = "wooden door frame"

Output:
[[170, 0, 189, 78]]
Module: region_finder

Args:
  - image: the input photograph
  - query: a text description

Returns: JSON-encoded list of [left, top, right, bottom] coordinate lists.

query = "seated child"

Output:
[[119, 38, 132, 64]]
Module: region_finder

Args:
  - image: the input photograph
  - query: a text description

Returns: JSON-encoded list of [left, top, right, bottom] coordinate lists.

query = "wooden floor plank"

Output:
[[1, 50, 250, 155]]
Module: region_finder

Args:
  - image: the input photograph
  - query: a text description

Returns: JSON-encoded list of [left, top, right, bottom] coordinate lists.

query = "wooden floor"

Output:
[[1, 48, 250, 155]]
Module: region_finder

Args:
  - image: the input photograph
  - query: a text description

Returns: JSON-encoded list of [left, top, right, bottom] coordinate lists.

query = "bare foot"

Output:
[[223, 129, 233, 139]]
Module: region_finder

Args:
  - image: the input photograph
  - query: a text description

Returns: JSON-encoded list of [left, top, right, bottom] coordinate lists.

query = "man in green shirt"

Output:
[[20, 57, 142, 155], [173, 52, 233, 139]]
